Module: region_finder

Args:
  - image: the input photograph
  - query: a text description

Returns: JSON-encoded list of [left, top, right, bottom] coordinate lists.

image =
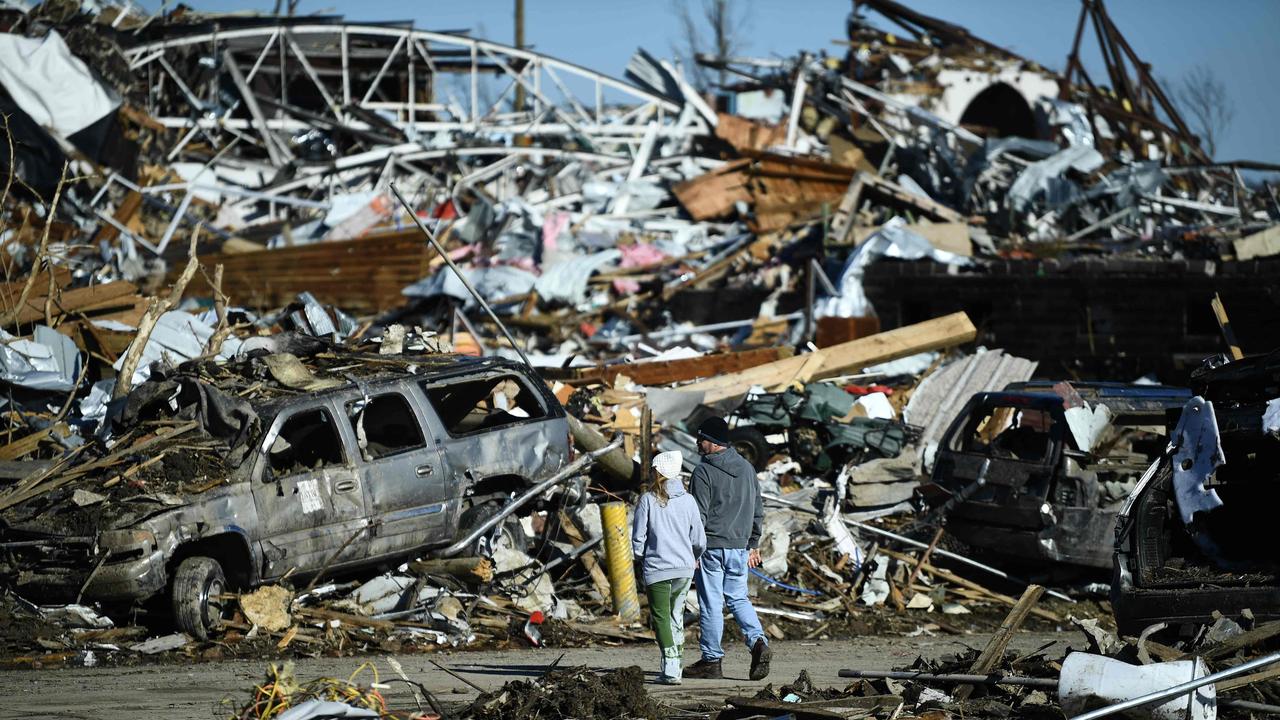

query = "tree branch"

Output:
[[112, 226, 201, 400]]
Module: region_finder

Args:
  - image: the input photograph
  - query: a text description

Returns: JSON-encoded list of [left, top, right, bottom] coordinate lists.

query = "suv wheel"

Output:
[[458, 501, 530, 557], [729, 427, 771, 471], [171, 556, 227, 640]]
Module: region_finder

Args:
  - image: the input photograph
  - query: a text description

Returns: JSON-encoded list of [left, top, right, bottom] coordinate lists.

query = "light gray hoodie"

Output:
[[631, 477, 706, 586]]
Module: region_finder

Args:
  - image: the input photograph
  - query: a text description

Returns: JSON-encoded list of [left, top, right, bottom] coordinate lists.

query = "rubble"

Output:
[[0, 6, 1272, 719]]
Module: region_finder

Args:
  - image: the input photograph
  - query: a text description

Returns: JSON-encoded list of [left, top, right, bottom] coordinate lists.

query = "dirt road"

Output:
[[0, 631, 1071, 719]]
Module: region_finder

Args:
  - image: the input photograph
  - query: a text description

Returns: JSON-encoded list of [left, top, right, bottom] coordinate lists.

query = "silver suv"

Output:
[[2, 356, 570, 638]]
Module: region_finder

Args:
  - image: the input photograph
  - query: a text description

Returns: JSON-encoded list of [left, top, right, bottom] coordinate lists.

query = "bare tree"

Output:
[[1176, 64, 1234, 159], [670, 0, 751, 92]]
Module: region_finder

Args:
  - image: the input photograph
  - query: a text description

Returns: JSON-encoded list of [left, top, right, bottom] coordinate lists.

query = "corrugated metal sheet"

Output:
[[904, 349, 1038, 470]]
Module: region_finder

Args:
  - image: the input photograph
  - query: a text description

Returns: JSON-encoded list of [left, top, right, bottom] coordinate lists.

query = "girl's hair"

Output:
[[646, 470, 671, 507]]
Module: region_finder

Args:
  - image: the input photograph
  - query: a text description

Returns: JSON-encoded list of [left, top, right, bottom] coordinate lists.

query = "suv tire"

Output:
[[171, 556, 227, 640], [458, 501, 530, 557], [729, 427, 771, 470]]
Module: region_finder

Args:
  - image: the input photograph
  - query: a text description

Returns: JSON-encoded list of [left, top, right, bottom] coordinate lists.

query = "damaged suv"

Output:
[[1113, 350, 1280, 635], [926, 381, 1189, 570], [0, 350, 571, 638]]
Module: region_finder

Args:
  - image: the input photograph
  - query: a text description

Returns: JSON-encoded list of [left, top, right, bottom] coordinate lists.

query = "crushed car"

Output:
[[0, 345, 572, 638], [1113, 349, 1280, 635], [923, 381, 1190, 571]]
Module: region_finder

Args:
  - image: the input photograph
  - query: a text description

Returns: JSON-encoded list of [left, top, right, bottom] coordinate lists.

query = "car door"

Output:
[[414, 370, 568, 528], [343, 388, 449, 557], [250, 400, 369, 580]]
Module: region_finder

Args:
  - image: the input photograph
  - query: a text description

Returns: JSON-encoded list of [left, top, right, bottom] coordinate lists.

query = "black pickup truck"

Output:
[[925, 381, 1190, 570]]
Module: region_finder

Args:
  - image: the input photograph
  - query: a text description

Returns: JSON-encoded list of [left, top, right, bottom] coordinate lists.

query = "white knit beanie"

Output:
[[652, 450, 683, 480]]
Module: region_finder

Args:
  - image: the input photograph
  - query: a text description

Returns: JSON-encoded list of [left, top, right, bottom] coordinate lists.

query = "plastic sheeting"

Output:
[[113, 311, 243, 388], [817, 216, 971, 318], [0, 30, 119, 138], [0, 325, 81, 392], [402, 265, 537, 309], [535, 249, 621, 306], [1008, 144, 1105, 213]]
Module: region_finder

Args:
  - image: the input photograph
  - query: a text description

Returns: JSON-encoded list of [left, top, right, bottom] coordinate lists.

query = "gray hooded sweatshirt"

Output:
[[631, 477, 706, 586], [690, 447, 763, 550]]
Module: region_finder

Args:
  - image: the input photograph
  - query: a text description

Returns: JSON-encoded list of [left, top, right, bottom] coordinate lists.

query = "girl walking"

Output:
[[631, 450, 706, 684]]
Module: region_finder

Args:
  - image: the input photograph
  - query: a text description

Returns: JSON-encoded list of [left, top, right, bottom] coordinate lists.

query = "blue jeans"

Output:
[[695, 547, 766, 661]]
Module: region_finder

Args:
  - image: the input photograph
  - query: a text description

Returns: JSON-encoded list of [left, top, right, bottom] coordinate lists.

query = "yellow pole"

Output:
[[600, 501, 640, 622]]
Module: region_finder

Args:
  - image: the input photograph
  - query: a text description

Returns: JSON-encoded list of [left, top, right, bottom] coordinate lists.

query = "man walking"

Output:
[[683, 416, 772, 681]]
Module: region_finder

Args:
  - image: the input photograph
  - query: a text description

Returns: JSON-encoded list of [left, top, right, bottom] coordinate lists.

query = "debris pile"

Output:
[[463, 665, 658, 720], [837, 611, 1280, 719], [0, 0, 1274, 675]]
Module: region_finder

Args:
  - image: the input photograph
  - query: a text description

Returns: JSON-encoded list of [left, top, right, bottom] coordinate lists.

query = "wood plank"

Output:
[[295, 606, 394, 630], [670, 312, 976, 402], [858, 171, 966, 223], [558, 511, 612, 601], [953, 584, 1044, 701], [879, 547, 1060, 623], [0, 428, 51, 461], [1197, 621, 1280, 661], [541, 347, 793, 386], [7, 281, 140, 326]]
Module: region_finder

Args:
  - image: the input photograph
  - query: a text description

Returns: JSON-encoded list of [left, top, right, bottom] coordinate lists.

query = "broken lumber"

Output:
[[953, 584, 1045, 701], [408, 557, 494, 584], [295, 607, 395, 630], [541, 346, 793, 386], [879, 547, 1060, 623], [1198, 621, 1280, 661], [672, 311, 977, 403], [559, 511, 612, 600]]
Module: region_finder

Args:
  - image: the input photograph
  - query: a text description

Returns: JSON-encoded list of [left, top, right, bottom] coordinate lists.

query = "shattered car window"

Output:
[[953, 405, 1056, 462], [269, 408, 347, 475], [348, 392, 426, 460], [422, 375, 547, 436]]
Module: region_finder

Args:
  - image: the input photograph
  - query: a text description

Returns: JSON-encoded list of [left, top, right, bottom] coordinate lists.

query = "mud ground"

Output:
[[0, 631, 1073, 719]]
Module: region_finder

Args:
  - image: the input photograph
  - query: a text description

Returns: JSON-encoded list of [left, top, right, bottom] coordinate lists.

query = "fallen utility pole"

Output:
[[390, 183, 533, 368]]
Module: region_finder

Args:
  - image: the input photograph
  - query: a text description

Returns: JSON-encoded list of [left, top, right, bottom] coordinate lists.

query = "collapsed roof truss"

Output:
[[110, 24, 705, 249], [126, 24, 683, 141]]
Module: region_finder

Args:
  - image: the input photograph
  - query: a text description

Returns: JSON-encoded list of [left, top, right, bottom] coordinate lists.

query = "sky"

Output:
[[137, 0, 1280, 164]]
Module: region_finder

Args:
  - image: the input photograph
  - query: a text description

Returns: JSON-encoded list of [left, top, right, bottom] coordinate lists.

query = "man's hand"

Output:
[[748, 549, 762, 568]]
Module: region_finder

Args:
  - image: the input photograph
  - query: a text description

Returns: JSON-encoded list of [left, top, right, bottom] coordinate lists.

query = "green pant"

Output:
[[646, 577, 691, 668]]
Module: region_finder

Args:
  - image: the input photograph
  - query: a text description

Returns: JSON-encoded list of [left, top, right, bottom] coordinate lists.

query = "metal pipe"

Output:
[[1070, 650, 1280, 720], [437, 437, 623, 557], [839, 669, 1057, 688], [1222, 699, 1280, 715], [389, 183, 533, 368]]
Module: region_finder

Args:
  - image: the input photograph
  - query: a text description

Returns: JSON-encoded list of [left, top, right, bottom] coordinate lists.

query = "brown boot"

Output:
[[749, 639, 772, 680], [683, 657, 723, 679]]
